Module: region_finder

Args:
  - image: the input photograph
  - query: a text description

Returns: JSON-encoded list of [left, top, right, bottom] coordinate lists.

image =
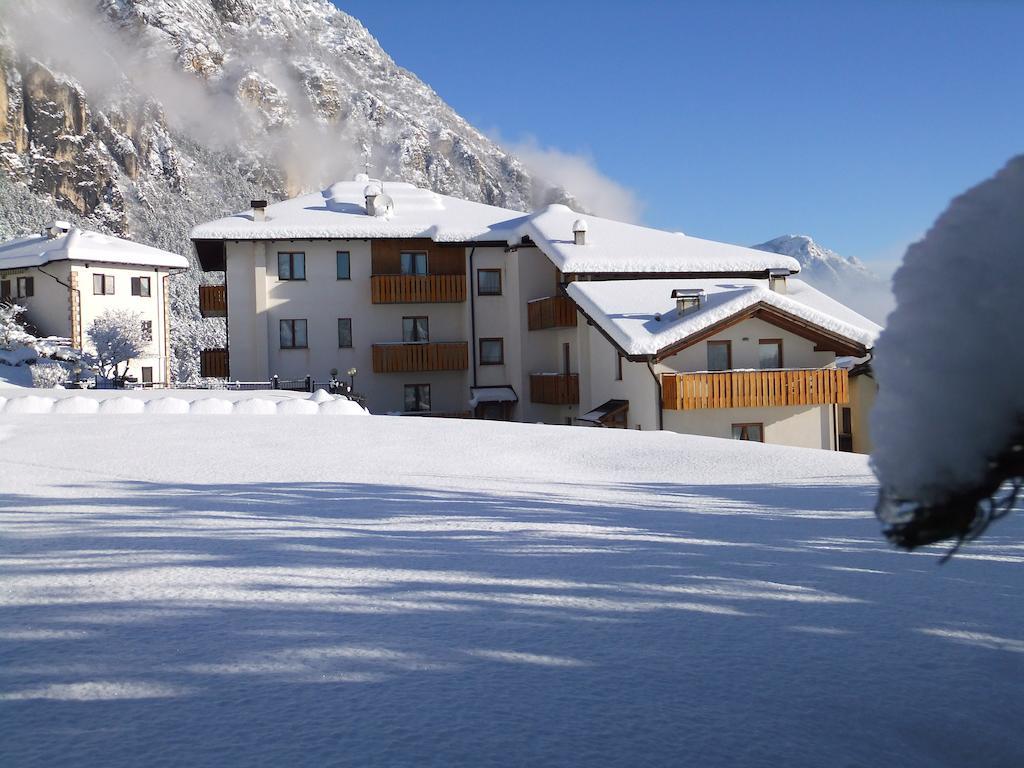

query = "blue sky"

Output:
[[335, 0, 1023, 269]]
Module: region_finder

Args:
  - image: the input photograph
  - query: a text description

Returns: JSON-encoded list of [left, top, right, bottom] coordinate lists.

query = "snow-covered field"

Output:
[[1, 416, 1021, 767]]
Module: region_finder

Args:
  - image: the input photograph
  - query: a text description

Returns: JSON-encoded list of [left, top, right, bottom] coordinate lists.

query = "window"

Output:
[[336, 251, 351, 280], [0, 280, 9, 300], [93, 274, 115, 295], [707, 340, 731, 371], [732, 423, 764, 442], [338, 317, 353, 348], [131, 276, 151, 297], [277, 252, 306, 280], [563, 342, 571, 375], [404, 383, 431, 412], [141, 367, 153, 385], [16, 276, 33, 298], [402, 316, 429, 342], [141, 320, 153, 342], [839, 407, 854, 453], [477, 269, 501, 295], [615, 352, 623, 381], [279, 319, 308, 349], [758, 339, 783, 369], [400, 251, 428, 276], [479, 337, 504, 365]]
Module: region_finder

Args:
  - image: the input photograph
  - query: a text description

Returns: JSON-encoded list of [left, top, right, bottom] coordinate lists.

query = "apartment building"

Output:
[[191, 177, 879, 450], [0, 222, 187, 385]]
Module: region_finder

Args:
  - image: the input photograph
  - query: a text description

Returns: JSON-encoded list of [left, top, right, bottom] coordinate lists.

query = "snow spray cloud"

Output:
[[503, 136, 644, 222], [0, 0, 381, 192]]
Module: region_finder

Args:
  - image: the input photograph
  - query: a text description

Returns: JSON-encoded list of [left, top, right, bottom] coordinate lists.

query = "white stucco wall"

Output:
[[4, 262, 72, 339]]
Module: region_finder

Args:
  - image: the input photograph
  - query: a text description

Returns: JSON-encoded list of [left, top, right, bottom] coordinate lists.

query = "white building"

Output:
[[0, 222, 187, 385], [191, 178, 879, 449]]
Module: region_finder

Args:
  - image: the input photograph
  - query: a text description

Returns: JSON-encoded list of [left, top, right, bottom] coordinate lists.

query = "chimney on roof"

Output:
[[671, 288, 705, 316], [251, 200, 267, 223], [42, 220, 71, 239], [572, 218, 588, 246], [768, 268, 789, 294]]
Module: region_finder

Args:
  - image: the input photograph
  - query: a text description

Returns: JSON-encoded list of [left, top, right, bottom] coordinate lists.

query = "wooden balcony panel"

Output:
[[371, 274, 466, 304], [661, 368, 849, 410], [371, 342, 469, 373], [200, 348, 229, 378], [527, 296, 578, 330], [198, 284, 227, 317], [529, 373, 580, 405]]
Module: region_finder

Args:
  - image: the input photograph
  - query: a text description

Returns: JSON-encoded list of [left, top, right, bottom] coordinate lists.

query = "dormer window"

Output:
[[671, 288, 705, 316]]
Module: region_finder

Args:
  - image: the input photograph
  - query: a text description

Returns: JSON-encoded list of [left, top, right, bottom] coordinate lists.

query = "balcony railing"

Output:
[[527, 296, 578, 330], [200, 348, 229, 378], [371, 274, 466, 304], [661, 368, 849, 410], [529, 373, 580, 405], [198, 284, 227, 317], [371, 342, 469, 373]]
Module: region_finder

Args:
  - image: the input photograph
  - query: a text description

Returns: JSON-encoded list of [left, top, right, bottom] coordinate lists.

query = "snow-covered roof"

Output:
[[191, 181, 524, 243], [469, 386, 518, 406], [514, 204, 801, 275], [567, 278, 881, 358], [191, 179, 801, 276], [0, 228, 188, 270]]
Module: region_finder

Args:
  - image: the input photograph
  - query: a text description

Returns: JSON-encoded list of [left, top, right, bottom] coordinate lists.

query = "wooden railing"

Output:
[[200, 348, 229, 378], [198, 284, 227, 317], [661, 368, 849, 410], [529, 373, 580, 405], [527, 296, 578, 330], [371, 342, 469, 373], [371, 274, 466, 304]]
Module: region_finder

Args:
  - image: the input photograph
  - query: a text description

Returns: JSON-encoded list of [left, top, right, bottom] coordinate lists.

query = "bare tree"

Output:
[[87, 309, 147, 384]]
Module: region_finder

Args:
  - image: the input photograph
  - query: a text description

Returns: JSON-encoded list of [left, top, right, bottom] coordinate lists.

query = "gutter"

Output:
[[646, 358, 664, 431], [468, 246, 477, 388]]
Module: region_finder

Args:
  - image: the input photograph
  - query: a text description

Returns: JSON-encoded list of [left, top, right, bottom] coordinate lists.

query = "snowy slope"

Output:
[[2, 416, 1021, 767], [752, 235, 893, 323]]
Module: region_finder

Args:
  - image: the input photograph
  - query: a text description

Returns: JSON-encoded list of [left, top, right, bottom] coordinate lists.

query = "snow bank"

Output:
[[1, 415, 1019, 767], [0, 389, 371, 417], [871, 155, 1024, 503]]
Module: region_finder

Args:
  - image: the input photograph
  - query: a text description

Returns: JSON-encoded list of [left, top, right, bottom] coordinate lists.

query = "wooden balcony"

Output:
[[198, 284, 227, 317], [661, 368, 849, 410], [529, 373, 580, 405], [371, 342, 469, 373], [527, 296, 578, 330], [200, 348, 229, 378], [371, 274, 466, 304]]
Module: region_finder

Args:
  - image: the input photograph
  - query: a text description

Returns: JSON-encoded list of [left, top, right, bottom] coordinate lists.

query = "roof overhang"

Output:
[[651, 301, 870, 362]]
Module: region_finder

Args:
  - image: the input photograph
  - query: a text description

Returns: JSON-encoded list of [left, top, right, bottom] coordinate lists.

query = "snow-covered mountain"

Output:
[[0, 0, 570, 379], [751, 235, 893, 323]]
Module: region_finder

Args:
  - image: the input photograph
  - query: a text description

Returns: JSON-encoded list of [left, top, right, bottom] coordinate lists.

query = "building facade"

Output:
[[0, 223, 187, 385], [192, 179, 879, 450]]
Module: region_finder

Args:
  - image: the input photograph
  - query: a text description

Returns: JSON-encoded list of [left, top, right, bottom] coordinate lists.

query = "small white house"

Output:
[[0, 222, 187, 385]]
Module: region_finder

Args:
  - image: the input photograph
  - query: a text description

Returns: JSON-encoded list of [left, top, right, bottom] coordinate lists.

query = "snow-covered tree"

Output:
[[30, 361, 70, 388], [0, 303, 35, 349], [87, 309, 147, 383], [871, 155, 1024, 552]]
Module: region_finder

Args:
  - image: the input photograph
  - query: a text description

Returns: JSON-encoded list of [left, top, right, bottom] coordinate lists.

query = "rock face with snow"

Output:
[[752, 235, 893, 323], [0, 0, 564, 379]]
